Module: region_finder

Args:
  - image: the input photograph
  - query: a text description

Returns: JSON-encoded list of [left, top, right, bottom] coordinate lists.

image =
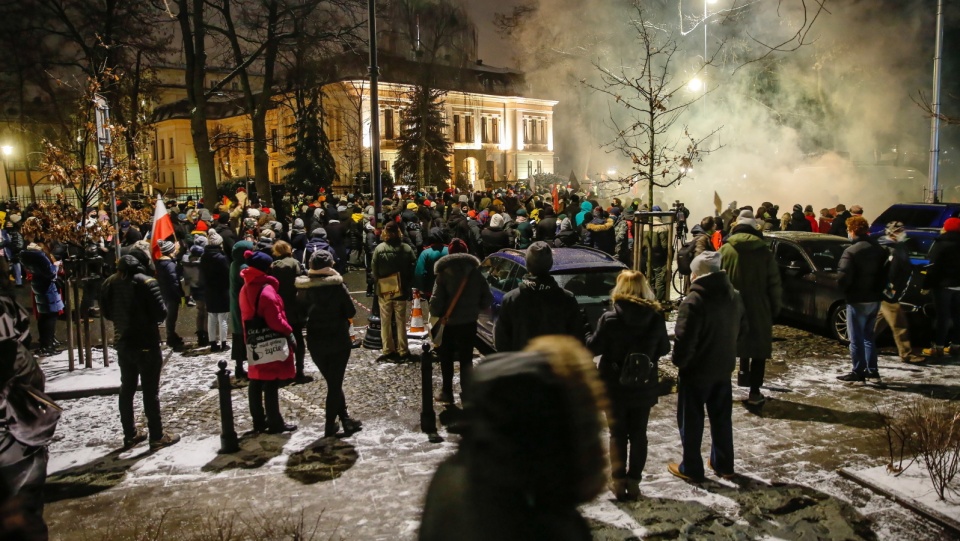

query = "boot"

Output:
[[324, 421, 340, 438], [341, 415, 363, 436], [235, 363, 248, 380], [221, 341, 230, 352], [197, 331, 209, 348]]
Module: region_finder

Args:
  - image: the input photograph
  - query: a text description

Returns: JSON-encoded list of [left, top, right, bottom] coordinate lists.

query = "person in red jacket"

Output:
[[803, 205, 819, 233], [239, 250, 297, 434]]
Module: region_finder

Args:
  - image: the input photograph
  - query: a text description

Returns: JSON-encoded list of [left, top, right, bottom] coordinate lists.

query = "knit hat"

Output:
[[119, 220, 130, 229], [448, 238, 468, 254], [311, 227, 327, 238], [192, 234, 209, 248], [259, 229, 276, 240], [218, 212, 230, 224], [516, 208, 527, 217], [309, 248, 335, 270], [459, 194, 469, 203], [293, 218, 305, 231], [793, 204, 803, 213], [207, 231, 224, 246], [243, 217, 257, 230], [525, 241, 554, 276], [244, 250, 272, 272], [189, 244, 204, 258], [944, 217, 960, 233], [158, 240, 176, 255], [490, 213, 506, 229], [690, 251, 722, 277], [407, 202, 419, 211], [737, 209, 758, 230]]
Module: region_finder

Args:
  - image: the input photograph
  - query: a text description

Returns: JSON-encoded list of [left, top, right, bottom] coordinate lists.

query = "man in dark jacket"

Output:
[[101, 255, 180, 450], [875, 222, 922, 364], [670, 252, 747, 482], [200, 233, 232, 352], [154, 240, 186, 350], [827, 204, 852, 237], [495, 242, 585, 352], [213, 213, 238, 258], [536, 205, 558, 243], [921, 217, 960, 357], [836, 216, 887, 383], [785, 204, 812, 232], [481, 213, 512, 257], [583, 209, 616, 255]]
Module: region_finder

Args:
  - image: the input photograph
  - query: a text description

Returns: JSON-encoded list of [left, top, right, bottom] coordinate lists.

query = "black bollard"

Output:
[[216, 360, 240, 454]]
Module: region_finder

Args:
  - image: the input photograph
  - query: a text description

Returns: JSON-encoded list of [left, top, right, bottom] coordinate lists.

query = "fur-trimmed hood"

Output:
[[295, 267, 344, 289], [585, 217, 614, 232], [434, 252, 480, 275]]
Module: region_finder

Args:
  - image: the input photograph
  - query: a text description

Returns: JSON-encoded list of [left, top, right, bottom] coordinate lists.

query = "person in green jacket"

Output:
[[371, 222, 417, 362], [230, 240, 255, 379], [718, 214, 782, 406]]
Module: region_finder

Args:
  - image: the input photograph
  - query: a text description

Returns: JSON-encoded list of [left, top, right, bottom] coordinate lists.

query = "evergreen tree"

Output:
[[283, 88, 338, 195], [393, 85, 452, 189]]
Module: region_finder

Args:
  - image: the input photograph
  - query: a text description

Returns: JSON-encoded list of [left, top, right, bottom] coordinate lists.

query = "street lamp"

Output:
[[687, 77, 703, 92], [1, 145, 13, 199]]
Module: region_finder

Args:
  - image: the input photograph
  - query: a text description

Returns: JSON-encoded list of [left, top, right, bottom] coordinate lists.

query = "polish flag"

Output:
[[150, 199, 175, 260]]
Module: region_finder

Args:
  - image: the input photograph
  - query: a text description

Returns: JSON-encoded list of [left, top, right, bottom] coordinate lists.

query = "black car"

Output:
[[763, 232, 931, 342]]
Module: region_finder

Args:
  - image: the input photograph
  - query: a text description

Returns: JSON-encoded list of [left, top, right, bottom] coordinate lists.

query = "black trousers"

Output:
[[37, 312, 57, 349], [248, 379, 283, 431], [292, 323, 306, 375], [162, 294, 181, 343], [739, 357, 766, 393], [307, 341, 351, 426], [117, 345, 164, 440], [437, 322, 476, 398], [609, 401, 652, 481], [677, 379, 734, 478]]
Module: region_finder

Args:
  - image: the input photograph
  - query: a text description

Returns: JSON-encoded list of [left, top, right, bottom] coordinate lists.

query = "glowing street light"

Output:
[[1, 145, 12, 157], [687, 77, 703, 92]]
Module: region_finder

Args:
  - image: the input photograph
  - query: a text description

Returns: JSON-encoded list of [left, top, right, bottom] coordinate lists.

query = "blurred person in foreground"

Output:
[[669, 252, 746, 482], [921, 217, 960, 358], [587, 270, 669, 501], [875, 222, 923, 364], [419, 336, 607, 541]]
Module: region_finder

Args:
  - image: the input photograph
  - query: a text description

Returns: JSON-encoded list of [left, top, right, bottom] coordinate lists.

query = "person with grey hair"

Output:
[[494, 242, 585, 352], [669, 251, 747, 482]]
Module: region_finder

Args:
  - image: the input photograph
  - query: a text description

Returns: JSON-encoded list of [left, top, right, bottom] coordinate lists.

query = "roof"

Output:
[[766, 232, 850, 243], [491, 246, 627, 273]]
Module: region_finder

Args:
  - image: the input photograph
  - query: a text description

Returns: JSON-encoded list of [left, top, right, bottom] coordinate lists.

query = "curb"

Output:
[[838, 467, 960, 534]]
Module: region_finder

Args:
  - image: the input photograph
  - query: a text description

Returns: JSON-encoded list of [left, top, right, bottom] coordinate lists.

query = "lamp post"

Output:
[[1, 145, 12, 199]]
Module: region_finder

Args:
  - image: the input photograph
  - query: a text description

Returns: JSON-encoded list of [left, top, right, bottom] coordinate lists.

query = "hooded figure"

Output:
[[583, 210, 616, 255], [575, 201, 593, 228], [480, 213, 511, 257], [786, 204, 813, 232], [554, 217, 579, 247]]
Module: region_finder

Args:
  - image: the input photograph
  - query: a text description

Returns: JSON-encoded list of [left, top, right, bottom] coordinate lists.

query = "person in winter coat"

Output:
[[154, 240, 186, 350], [200, 232, 232, 353], [535, 205, 558, 243], [229, 240, 255, 378], [239, 250, 297, 434], [719, 215, 782, 405], [270, 240, 308, 383], [803, 205, 819, 233], [818, 208, 833, 234], [19, 244, 63, 356], [371, 222, 417, 361], [614, 210, 634, 266], [213, 213, 238, 258], [574, 200, 593, 228], [181, 239, 208, 347], [691, 217, 716, 258], [584, 209, 616, 255], [415, 229, 449, 299], [289, 218, 308, 260], [828, 204, 852, 237], [874, 222, 922, 364], [645, 213, 671, 302], [301, 228, 339, 269], [514, 209, 534, 249], [2, 221, 24, 287], [364, 220, 379, 296], [446, 208, 473, 247], [921, 217, 960, 357], [481, 214, 512, 257], [495, 242, 585, 352], [324, 216, 349, 273], [836, 216, 888, 383], [785, 204, 812, 232], [101, 255, 180, 450], [587, 270, 669, 501], [554, 217, 579, 247], [296, 250, 361, 438], [669, 252, 747, 482], [430, 240, 493, 404], [419, 336, 607, 541]]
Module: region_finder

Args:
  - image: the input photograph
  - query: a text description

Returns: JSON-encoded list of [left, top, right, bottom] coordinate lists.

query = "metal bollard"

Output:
[[216, 360, 240, 454]]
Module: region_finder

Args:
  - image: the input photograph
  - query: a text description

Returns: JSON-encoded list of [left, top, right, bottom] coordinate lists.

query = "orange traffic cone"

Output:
[[409, 289, 426, 334]]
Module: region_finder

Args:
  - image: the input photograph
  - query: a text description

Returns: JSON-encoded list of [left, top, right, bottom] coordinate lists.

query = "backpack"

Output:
[[615, 352, 657, 389], [676, 240, 697, 276]]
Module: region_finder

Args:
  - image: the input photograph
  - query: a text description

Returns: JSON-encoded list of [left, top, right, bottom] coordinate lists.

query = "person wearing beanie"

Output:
[[669, 251, 747, 482], [494, 242, 584, 352], [201, 230, 231, 352], [414, 228, 449, 299], [371, 221, 417, 362], [786, 204, 812, 232], [827, 204, 851, 237], [719, 213, 782, 405], [875, 222, 923, 364], [213, 211, 238, 257], [239, 249, 297, 434], [536, 205, 558, 244], [182, 239, 208, 346], [921, 216, 960, 357], [514, 208, 535, 250], [802, 204, 820, 233], [155, 240, 186, 350], [836, 216, 887, 383], [554, 216, 579, 247], [481, 213, 512, 257], [295, 249, 361, 437]]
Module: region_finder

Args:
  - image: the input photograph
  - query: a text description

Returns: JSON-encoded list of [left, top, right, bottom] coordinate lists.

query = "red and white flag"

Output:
[[150, 199, 175, 260]]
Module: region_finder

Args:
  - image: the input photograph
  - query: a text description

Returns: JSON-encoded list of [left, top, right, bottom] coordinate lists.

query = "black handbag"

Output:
[[618, 352, 657, 389]]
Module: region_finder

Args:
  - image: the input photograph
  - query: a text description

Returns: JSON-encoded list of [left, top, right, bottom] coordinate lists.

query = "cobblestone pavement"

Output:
[[33, 273, 960, 540]]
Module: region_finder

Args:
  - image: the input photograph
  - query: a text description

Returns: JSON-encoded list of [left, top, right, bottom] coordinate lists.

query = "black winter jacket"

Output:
[[481, 227, 511, 257], [536, 216, 558, 242], [828, 211, 852, 237], [786, 210, 812, 232], [672, 272, 747, 387], [494, 275, 585, 352], [295, 269, 356, 350], [101, 256, 166, 348], [430, 253, 493, 326], [154, 257, 182, 301], [878, 237, 913, 302], [837, 235, 887, 303], [583, 217, 616, 255], [587, 299, 670, 408], [200, 246, 231, 312], [922, 230, 960, 289]]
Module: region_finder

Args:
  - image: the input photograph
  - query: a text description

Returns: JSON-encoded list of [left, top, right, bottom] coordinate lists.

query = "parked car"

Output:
[[764, 231, 932, 342], [476, 246, 628, 351], [869, 202, 960, 263]]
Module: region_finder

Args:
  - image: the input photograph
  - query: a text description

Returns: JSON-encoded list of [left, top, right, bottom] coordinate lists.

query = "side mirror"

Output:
[[786, 260, 810, 274]]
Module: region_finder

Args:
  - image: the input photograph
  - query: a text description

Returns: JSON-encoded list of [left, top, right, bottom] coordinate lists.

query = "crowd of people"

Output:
[[0, 184, 959, 539]]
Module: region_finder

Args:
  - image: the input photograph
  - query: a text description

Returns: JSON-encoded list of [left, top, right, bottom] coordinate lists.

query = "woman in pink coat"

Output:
[[239, 250, 297, 434]]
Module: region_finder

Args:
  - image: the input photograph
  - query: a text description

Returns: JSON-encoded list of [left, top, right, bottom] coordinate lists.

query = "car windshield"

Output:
[[554, 271, 621, 304], [801, 241, 851, 271]]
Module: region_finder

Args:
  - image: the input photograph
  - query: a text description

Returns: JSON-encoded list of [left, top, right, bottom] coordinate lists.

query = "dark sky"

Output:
[[466, 0, 517, 67]]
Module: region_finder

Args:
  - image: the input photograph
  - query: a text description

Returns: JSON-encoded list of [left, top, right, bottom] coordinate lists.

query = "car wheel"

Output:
[[829, 304, 849, 343]]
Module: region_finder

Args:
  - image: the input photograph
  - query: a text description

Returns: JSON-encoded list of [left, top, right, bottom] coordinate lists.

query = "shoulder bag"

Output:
[[244, 287, 291, 366], [430, 275, 470, 348]]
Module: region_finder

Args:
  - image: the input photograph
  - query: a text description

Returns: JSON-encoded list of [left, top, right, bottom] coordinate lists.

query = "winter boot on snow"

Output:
[[197, 331, 209, 348]]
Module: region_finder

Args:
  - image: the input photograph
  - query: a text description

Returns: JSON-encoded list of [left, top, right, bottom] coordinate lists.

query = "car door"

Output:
[[476, 257, 523, 348], [773, 240, 818, 323]]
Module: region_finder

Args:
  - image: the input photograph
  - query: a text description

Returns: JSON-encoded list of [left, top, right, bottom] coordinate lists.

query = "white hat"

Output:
[[690, 251, 722, 277], [737, 209, 758, 230]]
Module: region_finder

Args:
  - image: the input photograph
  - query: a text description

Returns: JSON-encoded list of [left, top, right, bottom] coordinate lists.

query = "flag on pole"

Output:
[[151, 199, 175, 260]]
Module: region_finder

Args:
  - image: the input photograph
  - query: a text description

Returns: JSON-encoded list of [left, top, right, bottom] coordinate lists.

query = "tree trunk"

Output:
[[178, 0, 219, 207], [252, 112, 273, 206]]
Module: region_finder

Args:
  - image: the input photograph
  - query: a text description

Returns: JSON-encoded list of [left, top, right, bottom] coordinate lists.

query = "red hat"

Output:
[[195, 220, 209, 232], [944, 217, 960, 233]]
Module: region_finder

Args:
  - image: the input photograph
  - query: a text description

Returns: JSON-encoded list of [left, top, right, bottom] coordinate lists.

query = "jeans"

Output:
[[739, 358, 766, 393], [875, 300, 913, 359], [379, 298, 409, 355], [610, 403, 652, 481], [933, 288, 960, 348], [438, 322, 476, 399], [677, 379, 734, 478], [847, 302, 880, 374], [207, 312, 229, 343], [248, 379, 283, 431], [308, 341, 350, 427], [117, 345, 164, 440]]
